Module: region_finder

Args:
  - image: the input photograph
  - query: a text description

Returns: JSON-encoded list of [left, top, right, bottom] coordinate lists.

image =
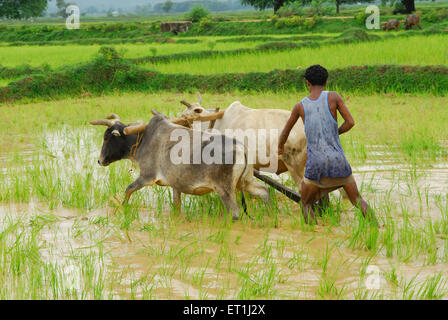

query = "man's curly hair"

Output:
[[304, 65, 328, 86]]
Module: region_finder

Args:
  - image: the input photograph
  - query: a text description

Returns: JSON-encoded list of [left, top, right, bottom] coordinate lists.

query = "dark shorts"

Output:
[[303, 174, 355, 189]]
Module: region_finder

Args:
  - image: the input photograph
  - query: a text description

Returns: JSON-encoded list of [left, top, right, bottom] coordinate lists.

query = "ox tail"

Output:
[[239, 145, 250, 216]]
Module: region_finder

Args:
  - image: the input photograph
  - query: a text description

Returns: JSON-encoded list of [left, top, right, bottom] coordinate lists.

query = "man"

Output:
[[278, 65, 377, 225]]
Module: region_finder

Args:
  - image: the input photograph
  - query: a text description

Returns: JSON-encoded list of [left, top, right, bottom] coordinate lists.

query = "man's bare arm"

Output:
[[335, 93, 355, 135], [278, 103, 302, 155]]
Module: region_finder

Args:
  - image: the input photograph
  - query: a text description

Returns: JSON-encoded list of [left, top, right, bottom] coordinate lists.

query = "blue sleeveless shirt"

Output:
[[301, 91, 352, 182]]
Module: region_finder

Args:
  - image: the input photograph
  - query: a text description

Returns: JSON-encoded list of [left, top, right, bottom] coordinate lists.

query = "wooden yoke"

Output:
[[170, 110, 225, 128], [123, 123, 147, 135], [208, 108, 221, 129], [123, 109, 225, 135]]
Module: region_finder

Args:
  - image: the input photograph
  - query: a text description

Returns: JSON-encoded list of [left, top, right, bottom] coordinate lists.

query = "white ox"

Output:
[[182, 98, 307, 189]]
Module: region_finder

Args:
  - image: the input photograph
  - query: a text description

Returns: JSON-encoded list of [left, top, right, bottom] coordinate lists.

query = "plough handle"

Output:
[[253, 169, 301, 203]]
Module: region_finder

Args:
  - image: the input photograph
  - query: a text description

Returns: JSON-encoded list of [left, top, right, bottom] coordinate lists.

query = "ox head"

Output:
[[181, 93, 208, 116], [90, 114, 137, 166]]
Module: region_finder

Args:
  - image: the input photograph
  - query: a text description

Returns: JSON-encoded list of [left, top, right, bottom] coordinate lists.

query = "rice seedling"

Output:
[[0, 41, 262, 68], [146, 35, 448, 74]]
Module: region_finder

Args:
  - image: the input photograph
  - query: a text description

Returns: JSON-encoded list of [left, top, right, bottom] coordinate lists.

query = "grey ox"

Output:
[[90, 113, 270, 220]]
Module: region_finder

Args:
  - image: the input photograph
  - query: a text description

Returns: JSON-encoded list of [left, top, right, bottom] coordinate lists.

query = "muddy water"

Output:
[[1, 130, 448, 299]]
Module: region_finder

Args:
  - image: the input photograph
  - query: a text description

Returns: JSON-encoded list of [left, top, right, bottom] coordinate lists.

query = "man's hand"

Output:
[[278, 145, 284, 156]]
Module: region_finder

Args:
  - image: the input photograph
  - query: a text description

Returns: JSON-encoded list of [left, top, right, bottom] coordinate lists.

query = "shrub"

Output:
[[199, 17, 213, 31], [97, 46, 123, 60], [322, 5, 335, 16], [354, 11, 369, 25], [41, 25, 55, 32], [275, 16, 305, 28], [312, 15, 322, 24], [309, 0, 327, 16], [288, 16, 305, 27], [424, 8, 448, 23], [186, 5, 210, 23], [304, 18, 316, 29], [270, 14, 279, 24], [393, 2, 407, 14], [274, 18, 286, 28], [277, 1, 305, 17]]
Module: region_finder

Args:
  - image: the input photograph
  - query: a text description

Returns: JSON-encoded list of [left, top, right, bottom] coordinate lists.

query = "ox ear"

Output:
[[111, 129, 121, 137]]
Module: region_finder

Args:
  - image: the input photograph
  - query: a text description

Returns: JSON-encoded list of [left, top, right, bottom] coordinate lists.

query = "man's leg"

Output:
[[313, 186, 341, 216], [342, 180, 378, 225], [300, 181, 320, 224]]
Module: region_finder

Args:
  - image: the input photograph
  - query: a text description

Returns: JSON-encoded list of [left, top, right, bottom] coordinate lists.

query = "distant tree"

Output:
[[332, 0, 374, 14], [186, 5, 210, 22], [56, 0, 76, 18], [162, 0, 173, 13], [0, 0, 48, 19], [241, 0, 291, 13], [387, 0, 416, 14], [400, 0, 415, 13]]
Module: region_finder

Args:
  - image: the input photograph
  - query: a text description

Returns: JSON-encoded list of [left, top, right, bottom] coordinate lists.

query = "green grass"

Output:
[[0, 41, 262, 68], [145, 35, 448, 74]]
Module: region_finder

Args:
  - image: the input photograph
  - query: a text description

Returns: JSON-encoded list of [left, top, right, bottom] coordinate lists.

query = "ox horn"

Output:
[[151, 109, 161, 116], [124, 123, 147, 135], [180, 100, 193, 109], [90, 114, 121, 127], [89, 119, 115, 127], [198, 92, 202, 105]]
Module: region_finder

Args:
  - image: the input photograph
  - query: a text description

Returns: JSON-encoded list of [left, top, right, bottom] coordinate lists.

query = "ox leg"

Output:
[[217, 189, 241, 221], [172, 188, 182, 211], [124, 176, 151, 204], [244, 179, 271, 205]]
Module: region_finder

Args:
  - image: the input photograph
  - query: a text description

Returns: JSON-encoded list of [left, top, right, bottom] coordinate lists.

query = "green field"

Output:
[[1, 92, 448, 299], [145, 35, 448, 74], [1, 1, 448, 300], [0, 41, 263, 68]]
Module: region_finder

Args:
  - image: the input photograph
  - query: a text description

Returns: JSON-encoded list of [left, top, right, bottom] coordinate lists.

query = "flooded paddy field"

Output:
[[1, 92, 447, 299]]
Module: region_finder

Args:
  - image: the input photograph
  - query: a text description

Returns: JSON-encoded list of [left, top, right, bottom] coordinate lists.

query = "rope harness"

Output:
[[129, 132, 143, 163]]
